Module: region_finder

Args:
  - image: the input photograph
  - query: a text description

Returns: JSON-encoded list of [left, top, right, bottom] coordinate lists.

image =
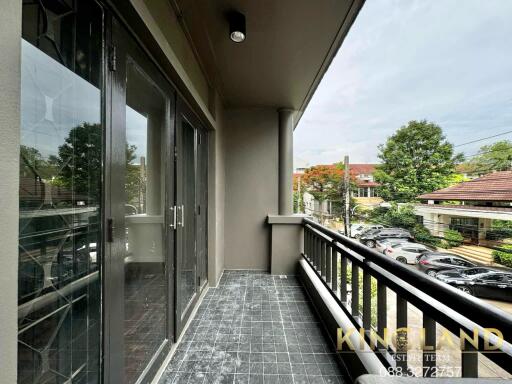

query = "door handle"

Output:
[[169, 206, 177, 229], [177, 205, 185, 227]]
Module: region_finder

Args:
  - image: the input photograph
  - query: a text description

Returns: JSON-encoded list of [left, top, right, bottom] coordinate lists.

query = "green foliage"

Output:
[[368, 203, 417, 230], [492, 245, 512, 268], [51, 123, 102, 200], [463, 140, 512, 173], [443, 229, 464, 248], [374, 120, 462, 202], [293, 191, 305, 213], [411, 225, 441, 247]]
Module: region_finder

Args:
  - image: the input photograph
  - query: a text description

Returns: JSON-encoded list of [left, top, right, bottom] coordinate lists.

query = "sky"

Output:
[[294, 0, 512, 168]]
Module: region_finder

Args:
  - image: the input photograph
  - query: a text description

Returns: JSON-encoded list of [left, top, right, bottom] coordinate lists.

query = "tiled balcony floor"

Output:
[[159, 271, 345, 384]]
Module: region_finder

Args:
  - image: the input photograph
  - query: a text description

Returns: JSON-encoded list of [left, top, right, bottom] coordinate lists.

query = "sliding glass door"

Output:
[[18, 1, 103, 383], [175, 100, 208, 335], [106, 18, 175, 384], [19, 3, 209, 383]]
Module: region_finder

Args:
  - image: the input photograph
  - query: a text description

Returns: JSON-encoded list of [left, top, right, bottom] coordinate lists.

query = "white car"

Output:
[[384, 243, 436, 264], [375, 238, 411, 254], [350, 223, 384, 238]]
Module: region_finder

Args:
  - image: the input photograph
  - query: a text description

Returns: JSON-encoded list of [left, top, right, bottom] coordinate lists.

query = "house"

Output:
[[301, 163, 383, 220], [1, 1, 510, 383], [415, 171, 512, 243]]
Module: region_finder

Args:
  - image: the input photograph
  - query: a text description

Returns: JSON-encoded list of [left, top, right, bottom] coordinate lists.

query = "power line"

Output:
[[454, 130, 512, 148]]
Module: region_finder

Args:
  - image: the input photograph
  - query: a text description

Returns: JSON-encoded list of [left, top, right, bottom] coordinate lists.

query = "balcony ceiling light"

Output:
[[228, 11, 246, 43]]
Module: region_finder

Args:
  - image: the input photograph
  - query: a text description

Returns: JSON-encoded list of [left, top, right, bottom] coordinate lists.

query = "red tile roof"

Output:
[[418, 171, 512, 202]]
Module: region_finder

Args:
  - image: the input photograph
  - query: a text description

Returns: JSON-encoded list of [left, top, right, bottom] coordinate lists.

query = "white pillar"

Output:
[[278, 108, 294, 215]]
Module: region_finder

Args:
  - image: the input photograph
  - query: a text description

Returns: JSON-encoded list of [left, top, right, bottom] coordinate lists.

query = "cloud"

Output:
[[294, 0, 512, 165]]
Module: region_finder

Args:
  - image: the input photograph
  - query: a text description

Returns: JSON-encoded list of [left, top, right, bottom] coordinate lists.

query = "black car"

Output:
[[436, 268, 512, 302], [417, 253, 477, 277], [360, 228, 412, 248]]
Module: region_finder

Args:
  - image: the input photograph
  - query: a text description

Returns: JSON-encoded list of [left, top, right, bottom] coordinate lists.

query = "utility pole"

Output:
[[343, 155, 350, 237], [297, 175, 302, 213]]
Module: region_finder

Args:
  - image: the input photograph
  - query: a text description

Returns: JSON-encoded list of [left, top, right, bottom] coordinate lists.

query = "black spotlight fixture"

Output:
[[228, 11, 246, 43]]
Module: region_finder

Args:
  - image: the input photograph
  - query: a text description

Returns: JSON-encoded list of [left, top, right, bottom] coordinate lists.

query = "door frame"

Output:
[[104, 13, 176, 384], [174, 97, 202, 336]]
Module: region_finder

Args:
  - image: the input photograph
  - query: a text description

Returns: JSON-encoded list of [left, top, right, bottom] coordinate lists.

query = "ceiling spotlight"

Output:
[[228, 11, 246, 43]]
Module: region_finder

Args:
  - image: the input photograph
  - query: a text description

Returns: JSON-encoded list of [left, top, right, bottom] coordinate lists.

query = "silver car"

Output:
[[375, 238, 411, 254]]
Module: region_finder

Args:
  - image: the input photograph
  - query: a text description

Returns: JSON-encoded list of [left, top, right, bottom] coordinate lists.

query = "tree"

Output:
[[463, 140, 512, 174], [374, 120, 462, 202], [53, 123, 102, 202], [301, 163, 355, 224]]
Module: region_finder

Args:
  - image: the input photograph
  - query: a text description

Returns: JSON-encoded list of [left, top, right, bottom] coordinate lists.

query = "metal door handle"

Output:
[[177, 205, 185, 227], [169, 206, 177, 229]]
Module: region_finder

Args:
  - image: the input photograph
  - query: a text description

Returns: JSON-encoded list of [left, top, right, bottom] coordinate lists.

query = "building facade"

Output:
[[415, 171, 512, 244]]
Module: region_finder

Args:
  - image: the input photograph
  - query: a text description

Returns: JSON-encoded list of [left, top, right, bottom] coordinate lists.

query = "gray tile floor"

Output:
[[159, 271, 345, 384]]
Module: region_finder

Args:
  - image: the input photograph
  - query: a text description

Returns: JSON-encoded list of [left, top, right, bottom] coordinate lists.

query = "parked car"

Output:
[[350, 223, 384, 238], [375, 238, 411, 254], [360, 228, 412, 248], [436, 268, 512, 302], [417, 253, 477, 277], [384, 243, 436, 264]]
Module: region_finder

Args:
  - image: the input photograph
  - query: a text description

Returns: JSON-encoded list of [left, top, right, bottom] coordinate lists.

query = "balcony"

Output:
[[157, 219, 512, 383], [159, 271, 344, 384]]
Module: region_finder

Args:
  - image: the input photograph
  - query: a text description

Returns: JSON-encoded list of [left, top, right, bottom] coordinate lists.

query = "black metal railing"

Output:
[[302, 218, 512, 378]]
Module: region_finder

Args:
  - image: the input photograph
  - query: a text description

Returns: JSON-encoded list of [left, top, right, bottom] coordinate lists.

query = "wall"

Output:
[[208, 92, 226, 285], [131, 0, 214, 127], [223, 108, 279, 270], [0, 1, 21, 381]]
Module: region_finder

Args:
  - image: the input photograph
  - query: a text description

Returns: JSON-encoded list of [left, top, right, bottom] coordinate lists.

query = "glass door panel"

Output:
[[123, 62, 167, 384], [109, 18, 174, 384], [19, 2, 103, 383], [177, 119, 197, 319]]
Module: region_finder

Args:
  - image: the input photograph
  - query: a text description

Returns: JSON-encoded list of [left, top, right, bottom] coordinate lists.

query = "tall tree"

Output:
[[374, 120, 461, 202], [463, 140, 512, 174], [301, 163, 355, 224]]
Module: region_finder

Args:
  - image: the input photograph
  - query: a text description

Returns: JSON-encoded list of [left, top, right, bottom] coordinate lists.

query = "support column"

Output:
[[278, 108, 294, 215]]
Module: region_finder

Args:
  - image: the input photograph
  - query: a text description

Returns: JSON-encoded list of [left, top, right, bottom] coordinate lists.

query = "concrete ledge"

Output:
[[267, 214, 310, 224], [298, 258, 385, 382], [355, 374, 509, 384]]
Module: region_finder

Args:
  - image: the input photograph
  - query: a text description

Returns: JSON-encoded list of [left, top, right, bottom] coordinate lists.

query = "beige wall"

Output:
[[0, 1, 21, 381], [131, 0, 214, 127], [223, 108, 279, 270], [208, 92, 226, 285]]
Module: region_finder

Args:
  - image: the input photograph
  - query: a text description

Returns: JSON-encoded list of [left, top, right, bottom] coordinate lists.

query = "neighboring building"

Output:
[[415, 171, 512, 244], [350, 164, 384, 208], [301, 163, 384, 220]]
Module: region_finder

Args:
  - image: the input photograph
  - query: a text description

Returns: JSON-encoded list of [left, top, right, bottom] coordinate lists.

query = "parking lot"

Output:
[[350, 223, 512, 311]]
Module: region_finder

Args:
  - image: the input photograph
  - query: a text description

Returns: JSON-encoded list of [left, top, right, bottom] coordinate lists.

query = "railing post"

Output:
[[462, 341, 478, 378], [321, 240, 326, 277], [340, 252, 347, 303], [351, 263, 359, 320], [331, 244, 338, 293], [326, 243, 332, 284], [377, 281, 387, 350], [363, 269, 372, 330], [422, 315, 436, 377], [396, 295, 408, 373]]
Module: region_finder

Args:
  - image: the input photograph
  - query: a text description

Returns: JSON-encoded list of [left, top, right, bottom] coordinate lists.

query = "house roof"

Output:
[[418, 171, 512, 202], [349, 164, 378, 175]]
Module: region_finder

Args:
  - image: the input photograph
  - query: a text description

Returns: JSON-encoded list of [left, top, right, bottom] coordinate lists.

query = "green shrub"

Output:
[[411, 225, 440, 247], [492, 245, 512, 268], [486, 228, 512, 241], [444, 229, 464, 248]]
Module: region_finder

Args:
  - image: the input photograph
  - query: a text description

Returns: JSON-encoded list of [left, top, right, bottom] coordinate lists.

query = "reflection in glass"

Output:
[[124, 62, 167, 384], [19, 1, 102, 383]]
